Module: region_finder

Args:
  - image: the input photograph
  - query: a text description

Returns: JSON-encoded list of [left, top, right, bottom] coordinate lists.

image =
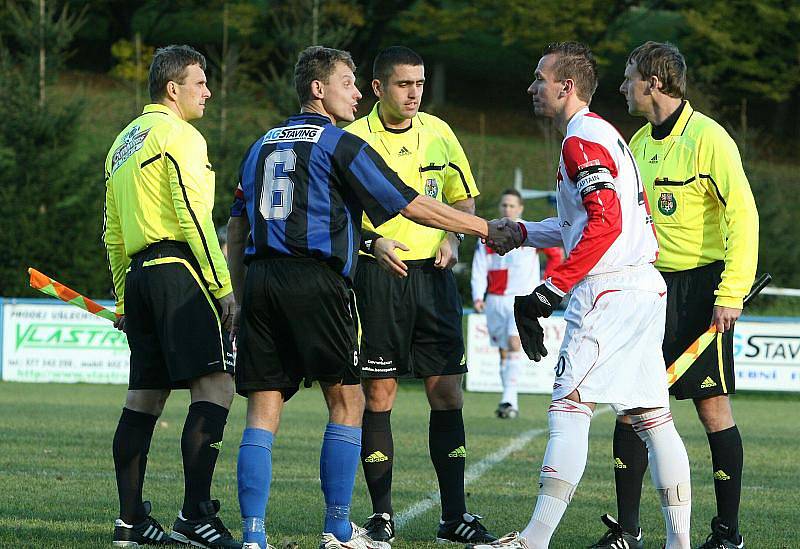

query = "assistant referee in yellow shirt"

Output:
[[591, 42, 758, 549], [104, 45, 239, 548], [344, 46, 496, 545]]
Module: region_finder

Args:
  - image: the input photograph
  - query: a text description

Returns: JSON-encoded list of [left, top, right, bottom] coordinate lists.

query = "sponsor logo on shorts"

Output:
[[658, 192, 677, 216], [541, 465, 557, 473], [210, 441, 223, 451], [367, 356, 392, 366], [364, 451, 389, 463], [263, 124, 322, 143], [448, 446, 467, 458], [700, 376, 717, 389], [713, 469, 731, 481], [613, 457, 627, 469]]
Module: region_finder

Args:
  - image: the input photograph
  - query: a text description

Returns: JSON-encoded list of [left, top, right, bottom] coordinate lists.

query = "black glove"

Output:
[[517, 283, 563, 319], [514, 297, 547, 361]]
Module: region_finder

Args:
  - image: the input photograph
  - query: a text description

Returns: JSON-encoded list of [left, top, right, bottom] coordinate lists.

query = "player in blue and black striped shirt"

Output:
[[227, 46, 514, 549]]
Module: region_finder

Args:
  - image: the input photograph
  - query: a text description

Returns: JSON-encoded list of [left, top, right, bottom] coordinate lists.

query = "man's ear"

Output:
[[648, 75, 662, 94], [561, 78, 575, 98], [371, 78, 382, 98], [166, 80, 179, 101], [310, 79, 324, 100]]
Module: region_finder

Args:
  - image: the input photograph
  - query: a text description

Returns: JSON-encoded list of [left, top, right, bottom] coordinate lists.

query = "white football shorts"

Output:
[[552, 264, 670, 413], [485, 294, 519, 350]]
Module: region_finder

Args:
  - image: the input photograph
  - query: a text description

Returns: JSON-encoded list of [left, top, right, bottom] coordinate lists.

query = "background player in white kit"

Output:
[[469, 42, 692, 549], [471, 188, 563, 419]]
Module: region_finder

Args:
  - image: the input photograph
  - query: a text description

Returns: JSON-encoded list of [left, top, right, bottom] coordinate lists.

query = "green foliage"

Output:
[[109, 38, 154, 83], [0, 1, 103, 299], [747, 161, 800, 290], [675, 0, 800, 105]]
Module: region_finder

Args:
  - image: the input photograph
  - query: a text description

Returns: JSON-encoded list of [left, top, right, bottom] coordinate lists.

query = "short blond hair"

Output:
[[628, 41, 686, 99]]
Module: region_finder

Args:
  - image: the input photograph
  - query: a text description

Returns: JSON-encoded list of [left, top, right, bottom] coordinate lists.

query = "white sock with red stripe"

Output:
[[630, 408, 692, 549], [520, 399, 593, 548], [500, 352, 524, 409]]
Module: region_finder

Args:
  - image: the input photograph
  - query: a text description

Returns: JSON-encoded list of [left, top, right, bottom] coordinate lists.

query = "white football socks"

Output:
[[630, 408, 692, 549], [521, 399, 593, 548], [500, 352, 524, 409]]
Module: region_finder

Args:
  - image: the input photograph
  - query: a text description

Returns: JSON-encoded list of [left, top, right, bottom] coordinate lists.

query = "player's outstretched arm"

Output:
[[401, 194, 488, 237]]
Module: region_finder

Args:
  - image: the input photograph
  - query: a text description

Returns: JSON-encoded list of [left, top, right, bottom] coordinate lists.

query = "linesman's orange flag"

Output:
[[27, 267, 118, 322]]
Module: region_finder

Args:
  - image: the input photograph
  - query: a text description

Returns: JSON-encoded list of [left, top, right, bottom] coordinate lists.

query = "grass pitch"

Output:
[[0, 382, 797, 548]]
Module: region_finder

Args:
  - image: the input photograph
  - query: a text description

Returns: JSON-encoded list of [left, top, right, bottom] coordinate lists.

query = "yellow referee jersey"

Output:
[[631, 102, 759, 309], [103, 104, 231, 314], [345, 103, 479, 260]]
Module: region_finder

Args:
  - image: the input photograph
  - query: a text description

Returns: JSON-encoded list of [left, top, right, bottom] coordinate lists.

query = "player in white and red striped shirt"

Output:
[[471, 189, 563, 418], [469, 43, 692, 549]]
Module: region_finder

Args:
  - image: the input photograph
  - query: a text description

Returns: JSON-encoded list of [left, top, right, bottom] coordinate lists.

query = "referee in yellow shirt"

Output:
[[592, 42, 758, 549], [104, 45, 239, 548], [345, 46, 495, 545]]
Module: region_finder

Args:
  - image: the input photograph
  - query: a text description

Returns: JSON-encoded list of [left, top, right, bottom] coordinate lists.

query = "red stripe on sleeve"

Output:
[[540, 247, 564, 279], [562, 136, 618, 180], [549, 188, 622, 292]]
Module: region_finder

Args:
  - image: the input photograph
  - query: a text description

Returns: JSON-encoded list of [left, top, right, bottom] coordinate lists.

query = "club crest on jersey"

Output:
[[263, 124, 322, 143], [111, 125, 150, 173], [425, 178, 438, 197], [658, 192, 677, 216]]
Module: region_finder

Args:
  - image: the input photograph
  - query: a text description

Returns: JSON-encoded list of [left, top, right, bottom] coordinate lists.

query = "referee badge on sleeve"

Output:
[[425, 178, 438, 197], [658, 192, 677, 216]]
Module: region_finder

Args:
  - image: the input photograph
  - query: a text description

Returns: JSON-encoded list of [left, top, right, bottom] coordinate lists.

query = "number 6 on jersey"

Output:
[[259, 149, 296, 220]]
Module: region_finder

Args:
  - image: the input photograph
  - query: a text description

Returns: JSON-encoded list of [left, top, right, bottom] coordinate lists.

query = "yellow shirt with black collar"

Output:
[[103, 103, 231, 314], [345, 102, 479, 260], [631, 101, 759, 309]]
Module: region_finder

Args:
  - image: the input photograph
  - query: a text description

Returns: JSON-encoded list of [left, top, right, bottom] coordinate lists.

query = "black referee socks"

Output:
[[612, 420, 649, 534], [181, 401, 229, 518], [361, 410, 394, 515], [708, 425, 743, 538], [429, 409, 467, 521], [113, 407, 158, 524]]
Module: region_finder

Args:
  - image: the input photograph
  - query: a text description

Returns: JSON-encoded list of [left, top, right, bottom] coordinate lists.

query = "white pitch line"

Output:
[[395, 406, 611, 528]]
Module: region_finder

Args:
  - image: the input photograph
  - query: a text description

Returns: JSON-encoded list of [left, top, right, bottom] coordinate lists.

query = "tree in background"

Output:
[[0, 0, 103, 298]]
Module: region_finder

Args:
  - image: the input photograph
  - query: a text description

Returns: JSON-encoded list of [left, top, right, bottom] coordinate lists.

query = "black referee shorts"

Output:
[[125, 241, 234, 390], [235, 257, 360, 400], [354, 257, 466, 379], [662, 260, 735, 400]]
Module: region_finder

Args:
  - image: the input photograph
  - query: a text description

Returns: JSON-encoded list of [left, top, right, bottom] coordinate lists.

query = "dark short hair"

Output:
[[148, 45, 206, 102], [373, 46, 424, 82], [628, 41, 686, 99], [500, 188, 522, 201], [542, 41, 598, 102], [294, 46, 356, 105]]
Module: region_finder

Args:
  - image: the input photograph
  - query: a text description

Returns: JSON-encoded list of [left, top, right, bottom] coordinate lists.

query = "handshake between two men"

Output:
[[486, 218, 562, 363]]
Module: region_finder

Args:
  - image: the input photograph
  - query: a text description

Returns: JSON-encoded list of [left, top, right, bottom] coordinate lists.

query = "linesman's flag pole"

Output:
[[27, 267, 118, 323], [666, 273, 771, 387]]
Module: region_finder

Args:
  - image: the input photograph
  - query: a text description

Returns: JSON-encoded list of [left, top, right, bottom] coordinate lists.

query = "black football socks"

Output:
[[113, 407, 158, 524], [429, 409, 467, 521], [180, 401, 229, 518], [361, 410, 394, 515], [708, 425, 743, 539], [612, 420, 649, 534]]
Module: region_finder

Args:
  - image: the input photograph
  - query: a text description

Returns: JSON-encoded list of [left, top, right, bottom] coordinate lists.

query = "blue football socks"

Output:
[[320, 423, 362, 541], [238, 428, 274, 548]]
